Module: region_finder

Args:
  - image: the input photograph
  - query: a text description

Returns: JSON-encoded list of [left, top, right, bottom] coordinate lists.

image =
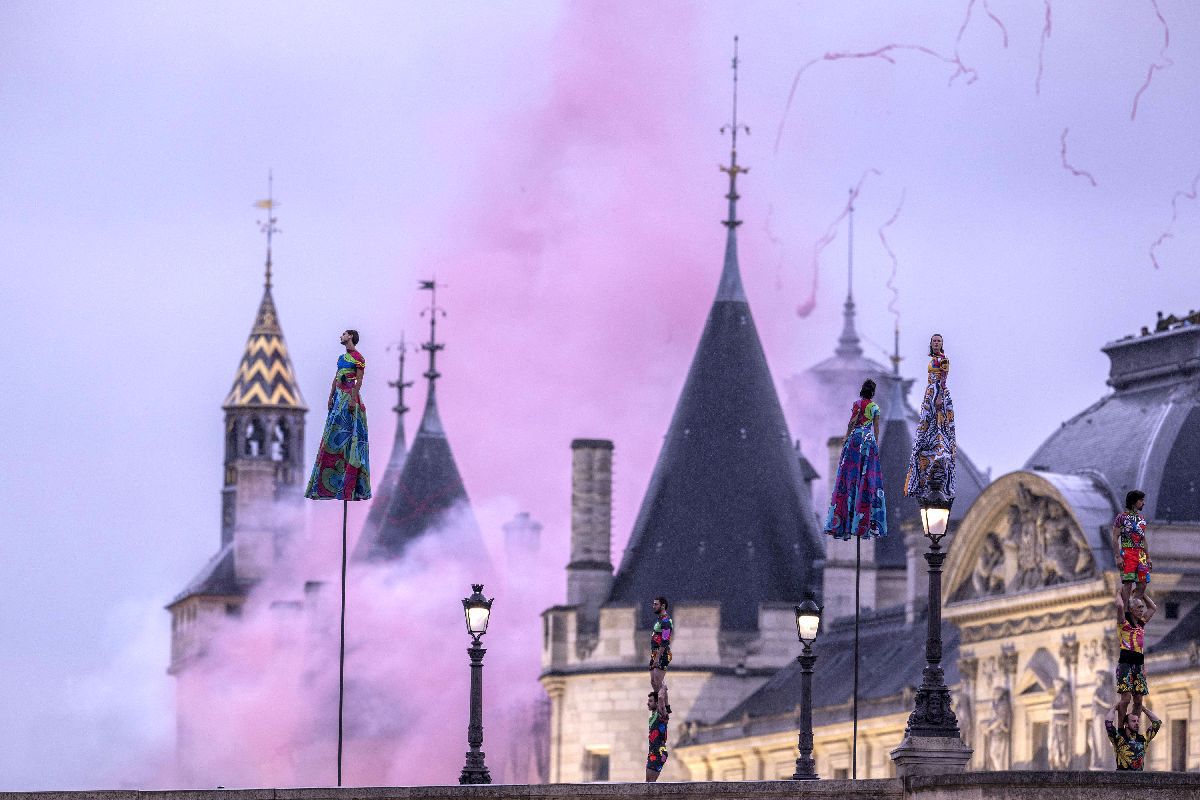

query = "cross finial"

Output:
[[388, 332, 415, 418], [254, 170, 281, 290], [719, 36, 750, 229], [419, 279, 447, 387]]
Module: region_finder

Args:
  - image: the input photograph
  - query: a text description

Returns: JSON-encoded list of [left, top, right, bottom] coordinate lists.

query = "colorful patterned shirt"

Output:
[[1115, 511, 1147, 550], [647, 710, 669, 770], [1119, 613, 1146, 664], [651, 613, 673, 654], [1106, 718, 1160, 770], [850, 399, 879, 431]]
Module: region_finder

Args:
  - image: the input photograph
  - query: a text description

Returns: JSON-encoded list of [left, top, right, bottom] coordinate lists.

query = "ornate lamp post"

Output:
[[459, 584, 493, 785], [791, 598, 822, 781], [891, 473, 972, 776]]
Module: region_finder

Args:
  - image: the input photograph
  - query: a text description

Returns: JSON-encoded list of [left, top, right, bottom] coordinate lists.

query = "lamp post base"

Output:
[[889, 734, 972, 778]]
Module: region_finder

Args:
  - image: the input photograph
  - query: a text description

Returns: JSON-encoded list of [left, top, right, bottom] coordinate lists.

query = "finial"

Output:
[[719, 36, 750, 230], [890, 325, 902, 376], [834, 188, 863, 358], [388, 332, 415, 418], [254, 170, 281, 290], [419, 279, 447, 389]]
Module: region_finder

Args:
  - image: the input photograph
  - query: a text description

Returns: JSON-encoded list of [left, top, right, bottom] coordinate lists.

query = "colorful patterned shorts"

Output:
[[1116, 662, 1148, 696], [1121, 547, 1151, 584], [649, 649, 672, 671]]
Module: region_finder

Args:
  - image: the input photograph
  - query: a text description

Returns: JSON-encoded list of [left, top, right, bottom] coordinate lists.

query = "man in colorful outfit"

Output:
[[1105, 703, 1161, 770], [1113, 489, 1151, 605], [649, 596, 673, 712], [645, 689, 670, 781], [1115, 587, 1157, 722]]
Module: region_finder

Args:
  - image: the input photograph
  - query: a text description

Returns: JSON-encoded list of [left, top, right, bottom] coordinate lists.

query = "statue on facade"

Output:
[[1088, 670, 1118, 769], [971, 532, 1006, 597], [954, 684, 975, 750], [1049, 678, 1073, 768], [983, 687, 1012, 770]]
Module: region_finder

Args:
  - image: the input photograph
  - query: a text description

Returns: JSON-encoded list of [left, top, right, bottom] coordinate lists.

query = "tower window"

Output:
[[245, 418, 265, 457], [1165, 601, 1180, 620]]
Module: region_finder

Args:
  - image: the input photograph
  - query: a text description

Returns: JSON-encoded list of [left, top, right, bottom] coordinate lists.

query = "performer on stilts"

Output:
[[823, 378, 887, 778], [305, 327, 372, 787], [904, 333, 956, 504]]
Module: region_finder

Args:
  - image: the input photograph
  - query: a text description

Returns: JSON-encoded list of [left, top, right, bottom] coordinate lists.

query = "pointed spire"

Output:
[[387, 334, 415, 464], [254, 171, 280, 291], [883, 325, 907, 422], [716, 36, 751, 303], [834, 189, 864, 358], [224, 176, 305, 410]]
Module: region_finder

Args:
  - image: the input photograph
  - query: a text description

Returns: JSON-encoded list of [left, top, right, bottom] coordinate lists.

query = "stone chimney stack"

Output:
[[567, 439, 614, 629]]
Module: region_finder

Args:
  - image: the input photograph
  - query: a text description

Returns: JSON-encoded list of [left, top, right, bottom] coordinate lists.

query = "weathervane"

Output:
[[720, 36, 750, 229], [254, 170, 281, 289]]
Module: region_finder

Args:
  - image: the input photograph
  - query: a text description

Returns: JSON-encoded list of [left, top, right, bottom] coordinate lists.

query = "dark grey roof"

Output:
[[359, 407, 409, 550], [606, 180, 824, 631], [714, 607, 957, 726], [877, 373, 916, 569], [1148, 600, 1200, 655], [1024, 322, 1200, 521], [356, 388, 486, 563], [169, 542, 244, 607]]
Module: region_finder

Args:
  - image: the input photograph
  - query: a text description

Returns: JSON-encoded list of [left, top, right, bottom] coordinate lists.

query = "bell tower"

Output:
[[219, 176, 308, 581]]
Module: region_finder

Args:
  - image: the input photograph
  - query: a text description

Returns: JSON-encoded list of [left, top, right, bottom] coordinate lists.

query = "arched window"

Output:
[[272, 419, 290, 462], [245, 417, 265, 457]]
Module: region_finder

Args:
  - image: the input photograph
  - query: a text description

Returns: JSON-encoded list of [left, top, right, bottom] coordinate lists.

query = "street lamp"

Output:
[[791, 597, 822, 781], [905, 469, 960, 739], [459, 584, 493, 785]]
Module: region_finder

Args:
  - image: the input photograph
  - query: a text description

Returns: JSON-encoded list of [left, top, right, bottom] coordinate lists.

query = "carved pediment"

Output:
[[951, 481, 1096, 602]]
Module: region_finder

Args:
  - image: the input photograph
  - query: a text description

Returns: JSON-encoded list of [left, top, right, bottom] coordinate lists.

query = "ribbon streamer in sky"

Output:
[[878, 190, 906, 331], [1035, 1, 1052, 95], [1059, 128, 1097, 187], [1130, 0, 1173, 121], [1149, 171, 1200, 270], [955, 0, 1009, 53], [797, 168, 882, 318]]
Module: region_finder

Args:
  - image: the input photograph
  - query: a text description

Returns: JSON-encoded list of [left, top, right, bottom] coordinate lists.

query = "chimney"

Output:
[[567, 439, 614, 629]]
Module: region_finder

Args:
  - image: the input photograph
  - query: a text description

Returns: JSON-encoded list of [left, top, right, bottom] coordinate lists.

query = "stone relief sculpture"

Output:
[[954, 482, 1096, 601], [1088, 670, 1118, 770], [1049, 678, 1073, 769], [954, 684, 975, 750], [983, 687, 1012, 770]]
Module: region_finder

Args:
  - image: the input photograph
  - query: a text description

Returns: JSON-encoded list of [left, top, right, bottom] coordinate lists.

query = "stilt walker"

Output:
[[304, 236, 373, 784], [821, 195, 888, 778]]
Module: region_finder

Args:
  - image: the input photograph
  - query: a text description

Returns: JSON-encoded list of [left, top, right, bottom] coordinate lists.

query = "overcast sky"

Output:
[[2, 0, 1198, 789]]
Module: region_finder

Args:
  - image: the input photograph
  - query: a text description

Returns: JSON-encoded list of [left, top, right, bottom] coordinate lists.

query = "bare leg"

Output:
[[1132, 693, 1144, 717], [1135, 582, 1147, 602], [650, 667, 664, 693], [1120, 581, 1133, 606], [1118, 692, 1131, 722], [646, 769, 660, 783]]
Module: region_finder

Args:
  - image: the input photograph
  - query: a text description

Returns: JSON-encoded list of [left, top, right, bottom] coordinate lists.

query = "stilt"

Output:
[[853, 532, 861, 779], [337, 496, 348, 786]]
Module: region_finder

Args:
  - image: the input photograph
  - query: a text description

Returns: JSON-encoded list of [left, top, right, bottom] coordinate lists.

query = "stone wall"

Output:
[[6, 773, 1200, 800]]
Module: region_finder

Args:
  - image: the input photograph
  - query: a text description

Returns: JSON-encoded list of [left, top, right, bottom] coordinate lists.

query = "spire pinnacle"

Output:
[[890, 324, 902, 377], [835, 189, 864, 358], [719, 35, 750, 230], [388, 332, 415, 419], [419, 279, 447, 392], [254, 171, 280, 290]]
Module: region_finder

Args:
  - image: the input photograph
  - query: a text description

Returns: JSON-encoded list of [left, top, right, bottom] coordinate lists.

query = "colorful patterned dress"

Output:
[[305, 349, 372, 501], [904, 354, 957, 502], [1115, 511, 1151, 584], [824, 398, 887, 539]]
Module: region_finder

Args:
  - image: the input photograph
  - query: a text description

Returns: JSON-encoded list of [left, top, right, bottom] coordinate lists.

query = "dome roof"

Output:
[[1025, 317, 1200, 522]]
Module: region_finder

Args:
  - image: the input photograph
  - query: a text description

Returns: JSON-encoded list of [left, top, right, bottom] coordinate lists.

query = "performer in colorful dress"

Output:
[[649, 596, 673, 711], [1105, 702, 1161, 771], [1113, 490, 1152, 605], [305, 329, 372, 501], [645, 689, 671, 782], [824, 380, 887, 539], [1115, 587, 1157, 723], [904, 333, 956, 503]]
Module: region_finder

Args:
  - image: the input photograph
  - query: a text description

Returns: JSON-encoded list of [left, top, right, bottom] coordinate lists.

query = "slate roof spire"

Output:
[[357, 281, 485, 563], [877, 325, 914, 569], [835, 193, 864, 358], [606, 38, 823, 630], [359, 334, 415, 545], [223, 173, 306, 411]]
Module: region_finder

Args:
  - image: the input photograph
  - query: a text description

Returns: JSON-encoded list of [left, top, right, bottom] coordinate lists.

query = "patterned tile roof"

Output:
[[222, 287, 307, 410]]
